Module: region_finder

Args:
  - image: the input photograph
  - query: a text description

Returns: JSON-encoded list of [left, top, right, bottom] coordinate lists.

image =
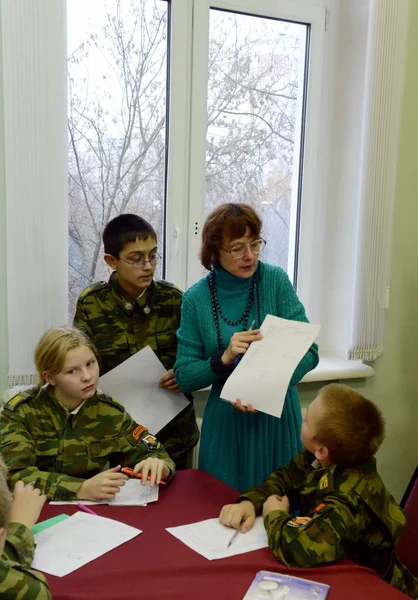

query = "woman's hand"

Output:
[[159, 369, 181, 392], [77, 465, 128, 501], [133, 457, 170, 487], [221, 329, 262, 366], [233, 398, 257, 413]]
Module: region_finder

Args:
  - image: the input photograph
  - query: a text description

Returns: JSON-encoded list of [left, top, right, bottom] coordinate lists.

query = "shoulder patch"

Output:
[[132, 425, 148, 441], [140, 434, 162, 451], [286, 516, 312, 528], [311, 502, 327, 514], [97, 393, 125, 412], [6, 392, 33, 411], [78, 281, 108, 300]]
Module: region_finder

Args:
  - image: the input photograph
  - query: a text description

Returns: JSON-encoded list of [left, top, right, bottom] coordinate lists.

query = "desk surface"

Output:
[[41, 470, 408, 600]]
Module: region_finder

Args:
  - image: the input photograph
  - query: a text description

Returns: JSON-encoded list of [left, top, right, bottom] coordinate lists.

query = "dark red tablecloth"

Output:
[[40, 470, 408, 600]]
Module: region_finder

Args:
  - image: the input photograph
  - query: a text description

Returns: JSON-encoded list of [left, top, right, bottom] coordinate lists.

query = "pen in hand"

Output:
[[234, 320, 256, 366], [226, 527, 241, 548]]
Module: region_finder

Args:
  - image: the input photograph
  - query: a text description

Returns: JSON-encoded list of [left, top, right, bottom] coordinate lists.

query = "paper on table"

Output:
[[166, 517, 268, 560], [98, 345, 189, 434], [32, 512, 141, 577], [111, 479, 159, 505], [50, 480, 159, 506], [220, 315, 321, 418]]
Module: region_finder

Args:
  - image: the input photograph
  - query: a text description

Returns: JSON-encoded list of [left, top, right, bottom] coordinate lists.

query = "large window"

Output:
[[204, 10, 308, 277], [67, 0, 168, 316], [67, 0, 317, 317]]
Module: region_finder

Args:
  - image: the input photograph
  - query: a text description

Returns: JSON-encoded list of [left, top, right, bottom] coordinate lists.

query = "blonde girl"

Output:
[[0, 326, 174, 501]]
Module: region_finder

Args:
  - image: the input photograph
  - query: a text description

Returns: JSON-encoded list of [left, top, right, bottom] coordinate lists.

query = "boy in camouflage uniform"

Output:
[[0, 458, 51, 599], [74, 214, 199, 469], [220, 383, 418, 598]]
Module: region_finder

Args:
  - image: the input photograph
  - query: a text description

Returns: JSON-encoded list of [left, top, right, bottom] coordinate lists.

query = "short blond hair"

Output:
[[315, 383, 385, 466], [35, 326, 98, 386]]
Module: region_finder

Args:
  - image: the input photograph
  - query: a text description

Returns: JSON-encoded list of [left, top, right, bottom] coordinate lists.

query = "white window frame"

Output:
[[0, 0, 411, 385], [167, 0, 327, 296]]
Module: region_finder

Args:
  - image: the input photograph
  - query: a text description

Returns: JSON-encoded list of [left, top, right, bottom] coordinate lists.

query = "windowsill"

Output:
[[300, 356, 375, 384], [193, 356, 375, 394]]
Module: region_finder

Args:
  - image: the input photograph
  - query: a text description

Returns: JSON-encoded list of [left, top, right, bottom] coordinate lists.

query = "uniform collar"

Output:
[[45, 385, 86, 416], [108, 271, 155, 316]]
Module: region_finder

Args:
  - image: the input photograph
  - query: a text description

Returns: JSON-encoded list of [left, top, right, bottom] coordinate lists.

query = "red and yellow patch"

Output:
[[132, 425, 147, 441], [312, 502, 326, 513], [286, 516, 312, 528]]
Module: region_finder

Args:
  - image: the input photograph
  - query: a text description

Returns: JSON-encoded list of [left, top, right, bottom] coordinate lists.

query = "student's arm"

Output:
[[276, 271, 319, 386], [174, 292, 230, 392], [114, 412, 176, 482], [2, 523, 36, 566], [238, 451, 311, 513], [0, 524, 51, 599], [264, 496, 360, 566], [0, 410, 84, 500], [0, 561, 51, 599]]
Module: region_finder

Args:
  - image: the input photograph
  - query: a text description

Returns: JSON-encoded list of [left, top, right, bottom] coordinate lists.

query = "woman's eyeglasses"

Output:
[[222, 238, 266, 260]]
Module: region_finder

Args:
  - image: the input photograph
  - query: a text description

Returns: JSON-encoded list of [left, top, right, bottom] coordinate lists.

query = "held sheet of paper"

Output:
[[32, 512, 141, 577], [221, 315, 321, 419], [166, 517, 268, 560], [50, 479, 159, 506], [99, 345, 189, 434]]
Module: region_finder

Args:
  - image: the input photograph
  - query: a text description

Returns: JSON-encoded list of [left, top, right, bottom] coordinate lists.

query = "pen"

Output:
[[76, 503, 98, 515], [234, 320, 256, 366], [120, 467, 167, 484], [226, 527, 240, 548]]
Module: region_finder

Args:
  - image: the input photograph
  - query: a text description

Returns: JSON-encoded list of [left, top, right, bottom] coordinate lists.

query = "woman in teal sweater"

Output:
[[174, 204, 319, 491]]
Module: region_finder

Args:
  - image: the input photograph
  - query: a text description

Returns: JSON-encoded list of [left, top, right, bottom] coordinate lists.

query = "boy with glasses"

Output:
[[74, 214, 199, 469]]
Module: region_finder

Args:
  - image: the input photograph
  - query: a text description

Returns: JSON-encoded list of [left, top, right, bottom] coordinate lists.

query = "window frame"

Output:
[[166, 0, 327, 303]]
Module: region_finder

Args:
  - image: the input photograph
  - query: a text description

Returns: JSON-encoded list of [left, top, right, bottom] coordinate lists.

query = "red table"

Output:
[[40, 470, 409, 600]]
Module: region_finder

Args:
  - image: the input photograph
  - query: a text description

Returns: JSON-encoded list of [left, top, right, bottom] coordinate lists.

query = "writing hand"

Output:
[[221, 330, 262, 366]]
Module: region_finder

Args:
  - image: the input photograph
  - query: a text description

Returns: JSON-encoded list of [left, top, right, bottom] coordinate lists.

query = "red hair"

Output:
[[200, 203, 262, 270]]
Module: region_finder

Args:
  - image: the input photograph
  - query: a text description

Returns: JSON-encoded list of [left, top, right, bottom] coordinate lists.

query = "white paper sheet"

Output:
[[98, 345, 189, 433], [50, 479, 159, 506], [220, 315, 321, 418], [166, 517, 268, 560], [32, 512, 141, 576], [111, 478, 159, 505]]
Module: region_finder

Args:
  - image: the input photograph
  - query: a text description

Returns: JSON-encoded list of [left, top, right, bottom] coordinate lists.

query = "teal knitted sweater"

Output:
[[174, 262, 319, 491]]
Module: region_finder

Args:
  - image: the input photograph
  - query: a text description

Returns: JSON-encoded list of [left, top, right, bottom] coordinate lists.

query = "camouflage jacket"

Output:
[[0, 387, 175, 500], [0, 522, 51, 599], [239, 449, 418, 598], [73, 273, 199, 468]]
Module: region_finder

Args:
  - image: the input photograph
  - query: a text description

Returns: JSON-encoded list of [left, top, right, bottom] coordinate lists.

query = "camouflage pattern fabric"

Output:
[[0, 522, 51, 599], [239, 449, 418, 598], [0, 387, 175, 500], [74, 273, 199, 469]]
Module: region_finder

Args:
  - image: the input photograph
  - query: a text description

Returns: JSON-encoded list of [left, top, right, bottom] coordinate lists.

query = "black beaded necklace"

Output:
[[208, 269, 257, 351]]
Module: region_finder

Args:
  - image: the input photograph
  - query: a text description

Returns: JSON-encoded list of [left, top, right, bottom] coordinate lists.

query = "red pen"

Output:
[[121, 467, 167, 485]]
